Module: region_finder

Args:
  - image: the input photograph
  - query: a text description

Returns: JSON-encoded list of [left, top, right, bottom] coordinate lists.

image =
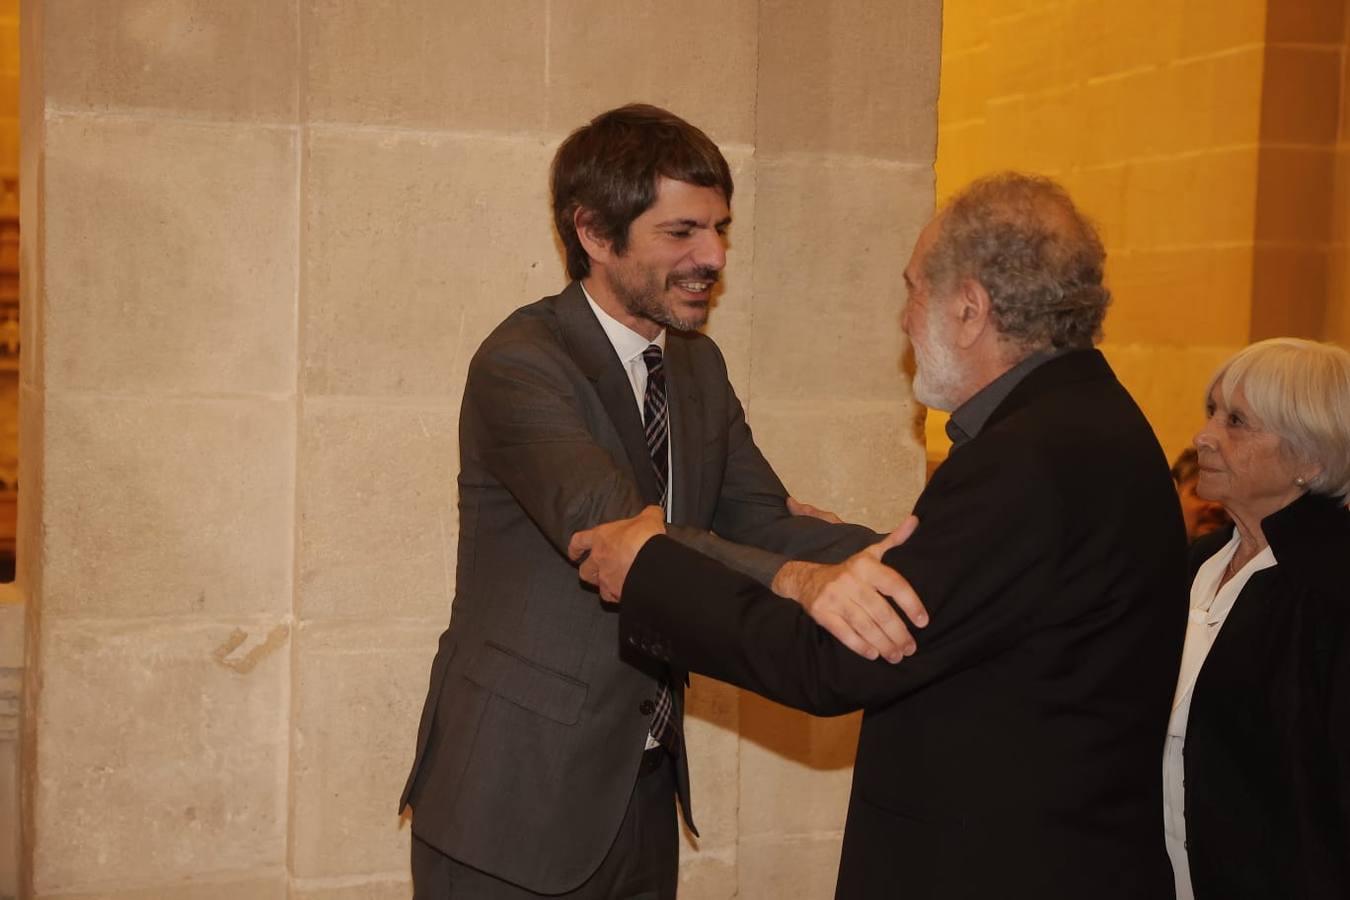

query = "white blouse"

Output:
[[1162, 532, 1276, 900]]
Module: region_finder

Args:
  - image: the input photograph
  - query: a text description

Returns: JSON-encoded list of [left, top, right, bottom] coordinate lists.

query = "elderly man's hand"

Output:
[[569, 506, 667, 603], [772, 516, 927, 663]]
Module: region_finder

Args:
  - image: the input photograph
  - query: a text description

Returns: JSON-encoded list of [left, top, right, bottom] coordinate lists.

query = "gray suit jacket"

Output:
[[400, 282, 874, 893]]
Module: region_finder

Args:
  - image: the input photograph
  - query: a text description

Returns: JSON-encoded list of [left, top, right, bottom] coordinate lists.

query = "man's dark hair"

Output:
[[923, 172, 1110, 352], [551, 104, 734, 280]]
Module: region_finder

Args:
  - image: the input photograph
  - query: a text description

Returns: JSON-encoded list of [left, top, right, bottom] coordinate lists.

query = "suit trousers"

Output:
[[412, 752, 678, 899]]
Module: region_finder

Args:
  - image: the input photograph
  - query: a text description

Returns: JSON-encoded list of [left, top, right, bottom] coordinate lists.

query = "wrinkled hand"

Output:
[[772, 516, 926, 663], [787, 496, 845, 524], [568, 506, 667, 603]]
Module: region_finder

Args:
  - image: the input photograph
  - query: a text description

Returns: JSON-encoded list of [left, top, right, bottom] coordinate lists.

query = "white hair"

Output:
[[1207, 337, 1350, 502]]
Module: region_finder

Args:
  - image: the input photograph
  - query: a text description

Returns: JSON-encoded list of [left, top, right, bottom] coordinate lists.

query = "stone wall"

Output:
[[18, 2, 937, 897], [934, 0, 1349, 464], [1332, 0, 1350, 344]]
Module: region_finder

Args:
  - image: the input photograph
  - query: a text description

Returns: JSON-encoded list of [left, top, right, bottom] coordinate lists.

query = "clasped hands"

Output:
[[568, 508, 927, 664]]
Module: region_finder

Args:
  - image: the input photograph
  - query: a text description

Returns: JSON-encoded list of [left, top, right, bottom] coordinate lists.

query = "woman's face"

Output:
[[1193, 382, 1307, 522]]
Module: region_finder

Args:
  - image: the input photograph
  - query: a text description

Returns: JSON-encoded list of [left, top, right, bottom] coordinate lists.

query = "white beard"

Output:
[[911, 322, 965, 412]]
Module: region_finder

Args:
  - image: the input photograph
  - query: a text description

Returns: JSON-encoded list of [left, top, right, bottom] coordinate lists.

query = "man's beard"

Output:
[[911, 319, 965, 412], [613, 265, 718, 333]]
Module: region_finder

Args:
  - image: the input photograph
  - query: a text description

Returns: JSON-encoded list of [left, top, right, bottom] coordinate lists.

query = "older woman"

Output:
[[1164, 337, 1350, 900]]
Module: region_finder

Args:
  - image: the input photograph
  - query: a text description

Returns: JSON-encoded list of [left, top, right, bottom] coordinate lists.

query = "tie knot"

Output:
[[642, 345, 663, 373]]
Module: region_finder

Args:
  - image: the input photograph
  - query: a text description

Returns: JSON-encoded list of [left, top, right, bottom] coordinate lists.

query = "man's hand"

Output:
[[787, 496, 844, 524], [771, 516, 926, 664], [569, 506, 667, 603]]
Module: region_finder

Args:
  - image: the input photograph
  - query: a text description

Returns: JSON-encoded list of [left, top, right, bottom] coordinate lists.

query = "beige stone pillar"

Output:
[[19, 2, 937, 897]]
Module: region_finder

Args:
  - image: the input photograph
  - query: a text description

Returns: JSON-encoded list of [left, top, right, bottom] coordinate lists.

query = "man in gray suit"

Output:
[[400, 104, 920, 898]]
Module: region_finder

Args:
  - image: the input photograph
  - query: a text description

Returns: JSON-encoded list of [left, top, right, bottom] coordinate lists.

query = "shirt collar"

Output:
[[582, 283, 666, 363], [945, 347, 1065, 447]]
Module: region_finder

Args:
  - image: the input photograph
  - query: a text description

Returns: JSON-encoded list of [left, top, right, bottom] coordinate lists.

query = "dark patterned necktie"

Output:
[[642, 345, 670, 508], [641, 345, 678, 751]]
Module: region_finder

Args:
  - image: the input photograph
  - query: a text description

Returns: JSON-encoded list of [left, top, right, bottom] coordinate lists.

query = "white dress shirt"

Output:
[[582, 285, 674, 753], [1163, 532, 1276, 900], [581, 286, 672, 518]]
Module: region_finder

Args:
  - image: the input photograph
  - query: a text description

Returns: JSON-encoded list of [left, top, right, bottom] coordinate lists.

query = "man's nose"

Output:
[[694, 231, 727, 271]]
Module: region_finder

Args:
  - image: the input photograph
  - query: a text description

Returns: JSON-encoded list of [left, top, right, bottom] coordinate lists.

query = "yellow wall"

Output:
[[935, 0, 1347, 462], [1333, 4, 1350, 345], [0, 0, 17, 543]]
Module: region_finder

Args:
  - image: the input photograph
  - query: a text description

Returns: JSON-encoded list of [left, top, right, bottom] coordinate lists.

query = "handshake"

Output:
[[568, 503, 929, 664]]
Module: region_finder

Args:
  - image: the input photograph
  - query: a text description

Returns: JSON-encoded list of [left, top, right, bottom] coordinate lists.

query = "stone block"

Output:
[[677, 850, 736, 900], [17, 384, 43, 600], [934, 120, 989, 203], [43, 116, 298, 394], [1327, 246, 1350, 344], [289, 620, 439, 878], [1176, 0, 1267, 57], [297, 400, 458, 621], [936, 47, 990, 128], [302, 0, 546, 132], [1075, 75, 1129, 170], [683, 675, 740, 849], [737, 693, 858, 839], [41, 394, 295, 618], [985, 88, 1079, 175], [1259, 46, 1341, 146], [1254, 146, 1336, 244], [29, 619, 289, 894], [38, 874, 287, 900], [1250, 245, 1330, 340], [1068, 0, 1164, 80], [1100, 341, 1241, 461], [44, 0, 297, 121], [987, 4, 1065, 98], [544, 0, 757, 143], [747, 398, 925, 533], [289, 878, 411, 900], [1123, 148, 1260, 250], [1175, 47, 1266, 150], [700, 149, 756, 396], [756, 0, 940, 162], [749, 158, 931, 406], [1106, 245, 1254, 347], [1265, 0, 1346, 44], [301, 128, 562, 398], [737, 832, 845, 900], [0, 737, 15, 899], [0, 601, 19, 667], [941, 3, 988, 56]]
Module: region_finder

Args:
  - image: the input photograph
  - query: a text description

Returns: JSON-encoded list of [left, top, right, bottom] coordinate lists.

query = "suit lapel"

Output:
[[664, 333, 704, 526], [555, 283, 663, 506]]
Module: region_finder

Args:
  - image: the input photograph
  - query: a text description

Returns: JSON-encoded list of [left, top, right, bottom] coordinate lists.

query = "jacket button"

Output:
[[639, 700, 655, 716]]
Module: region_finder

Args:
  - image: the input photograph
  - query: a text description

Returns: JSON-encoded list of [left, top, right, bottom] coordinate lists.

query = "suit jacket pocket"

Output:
[[464, 641, 589, 725]]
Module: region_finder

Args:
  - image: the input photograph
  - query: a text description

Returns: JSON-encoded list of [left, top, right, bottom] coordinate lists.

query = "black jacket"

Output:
[[622, 350, 1188, 899], [1183, 492, 1350, 900]]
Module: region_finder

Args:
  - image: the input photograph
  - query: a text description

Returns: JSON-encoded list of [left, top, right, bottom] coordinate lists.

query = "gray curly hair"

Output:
[[922, 173, 1110, 352]]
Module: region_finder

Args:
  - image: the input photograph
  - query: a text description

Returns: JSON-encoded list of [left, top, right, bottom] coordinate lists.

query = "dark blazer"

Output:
[[1182, 492, 1350, 900], [621, 349, 1188, 900], [399, 283, 875, 894]]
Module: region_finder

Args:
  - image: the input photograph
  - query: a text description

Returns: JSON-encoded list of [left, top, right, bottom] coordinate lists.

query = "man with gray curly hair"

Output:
[[906, 173, 1110, 414], [572, 172, 1188, 898]]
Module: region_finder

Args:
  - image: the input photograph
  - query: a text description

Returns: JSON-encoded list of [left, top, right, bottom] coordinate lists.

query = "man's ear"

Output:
[[574, 207, 614, 268], [953, 278, 992, 349]]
